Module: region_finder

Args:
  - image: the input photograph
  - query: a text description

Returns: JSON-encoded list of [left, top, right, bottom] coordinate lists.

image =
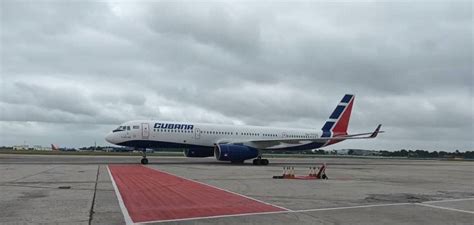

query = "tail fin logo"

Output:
[[51, 144, 60, 151], [321, 94, 355, 137]]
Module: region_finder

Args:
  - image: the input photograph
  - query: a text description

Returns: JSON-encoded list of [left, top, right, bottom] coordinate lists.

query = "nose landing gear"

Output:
[[140, 150, 148, 165]]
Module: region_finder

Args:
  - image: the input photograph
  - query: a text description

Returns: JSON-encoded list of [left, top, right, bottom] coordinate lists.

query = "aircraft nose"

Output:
[[105, 132, 115, 144]]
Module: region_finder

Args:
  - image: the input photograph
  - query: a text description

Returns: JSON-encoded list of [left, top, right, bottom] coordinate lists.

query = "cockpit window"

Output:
[[127, 126, 130, 130], [113, 126, 125, 132]]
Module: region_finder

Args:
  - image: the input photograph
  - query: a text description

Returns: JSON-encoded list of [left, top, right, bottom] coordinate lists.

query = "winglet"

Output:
[[369, 124, 382, 138]]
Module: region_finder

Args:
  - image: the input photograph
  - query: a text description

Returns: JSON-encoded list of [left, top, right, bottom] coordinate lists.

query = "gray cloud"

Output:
[[0, 0, 472, 150]]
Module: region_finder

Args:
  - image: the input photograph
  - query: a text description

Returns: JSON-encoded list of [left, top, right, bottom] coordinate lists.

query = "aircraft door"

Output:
[[142, 123, 150, 139], [195, 128, 201, 139]]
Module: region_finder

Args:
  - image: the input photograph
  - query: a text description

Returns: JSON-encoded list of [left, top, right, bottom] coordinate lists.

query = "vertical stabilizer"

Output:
[[321, 94, 355, 137]]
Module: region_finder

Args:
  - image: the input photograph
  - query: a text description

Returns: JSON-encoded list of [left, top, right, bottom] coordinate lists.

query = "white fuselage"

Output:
[[105, 120, 327, 150]]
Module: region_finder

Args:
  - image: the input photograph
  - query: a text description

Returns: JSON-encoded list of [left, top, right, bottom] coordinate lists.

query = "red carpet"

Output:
[[108, 165, 286, 223]]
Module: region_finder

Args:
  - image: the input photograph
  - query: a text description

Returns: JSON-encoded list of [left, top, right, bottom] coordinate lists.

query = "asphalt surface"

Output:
[[0, 154, 473, 225]]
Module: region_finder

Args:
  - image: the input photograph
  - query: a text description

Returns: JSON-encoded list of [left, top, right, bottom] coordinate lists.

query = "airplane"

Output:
[[105, 94, 383, 165], [51, 144, 78, 152], [51, 144, 60, 151]]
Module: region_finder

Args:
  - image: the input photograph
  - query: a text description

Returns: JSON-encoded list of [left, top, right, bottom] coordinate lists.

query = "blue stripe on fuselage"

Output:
[[116, 140, 330, 152]]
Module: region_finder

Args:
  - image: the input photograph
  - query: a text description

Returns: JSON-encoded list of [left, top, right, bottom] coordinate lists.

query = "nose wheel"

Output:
[[140, 150, 148, 165]]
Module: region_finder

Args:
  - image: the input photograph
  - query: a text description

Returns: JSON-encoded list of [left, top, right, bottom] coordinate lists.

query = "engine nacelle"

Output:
[[183, 147, 214, 158], [214, 144, 259, 162]]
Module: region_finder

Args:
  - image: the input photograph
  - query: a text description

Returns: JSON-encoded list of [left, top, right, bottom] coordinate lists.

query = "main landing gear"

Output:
[[253, 156, 269, 166], [140, 150, 148, 165]]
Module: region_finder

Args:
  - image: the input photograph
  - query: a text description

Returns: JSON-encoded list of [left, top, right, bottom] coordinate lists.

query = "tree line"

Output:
[[377, 149, 474, 158]]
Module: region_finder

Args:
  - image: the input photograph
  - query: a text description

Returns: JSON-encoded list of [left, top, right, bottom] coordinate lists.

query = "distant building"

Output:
[[333, 149, 350, 155], [32, 145, 52, 151], [13, 145, 29, 150], [103, 147, 114, 152]]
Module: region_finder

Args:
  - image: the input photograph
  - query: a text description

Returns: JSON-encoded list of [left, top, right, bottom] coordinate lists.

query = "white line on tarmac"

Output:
[[422, 197, 474, 204], [415, 203, 474, 215], [138, 210, 288, 224], [293, 202, 412, 213], [107, 166, 134, 225]]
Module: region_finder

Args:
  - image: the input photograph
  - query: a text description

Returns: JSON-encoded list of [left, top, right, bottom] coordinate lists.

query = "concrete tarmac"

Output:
[[0, 154, 473, 225]]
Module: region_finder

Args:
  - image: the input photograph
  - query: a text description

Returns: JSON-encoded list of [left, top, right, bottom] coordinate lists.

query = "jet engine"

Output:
[[214, 144, 259, 163]]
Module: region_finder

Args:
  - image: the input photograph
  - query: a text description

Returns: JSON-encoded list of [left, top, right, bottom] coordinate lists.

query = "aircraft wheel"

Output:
[[141, 158, 149, 165], [253, 159, 261, 165], [253, 158, 269, 165]]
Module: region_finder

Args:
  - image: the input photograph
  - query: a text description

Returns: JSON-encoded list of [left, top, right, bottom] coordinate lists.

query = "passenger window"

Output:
[[133, 125, 139, 129], [127, 126, 130, 130]]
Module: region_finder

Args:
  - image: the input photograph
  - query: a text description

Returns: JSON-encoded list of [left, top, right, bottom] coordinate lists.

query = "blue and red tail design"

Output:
[[321, 94, 355, 138]]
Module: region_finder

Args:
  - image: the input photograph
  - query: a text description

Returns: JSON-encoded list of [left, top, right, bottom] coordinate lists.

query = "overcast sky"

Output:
[[0, 0, 472, 151]]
